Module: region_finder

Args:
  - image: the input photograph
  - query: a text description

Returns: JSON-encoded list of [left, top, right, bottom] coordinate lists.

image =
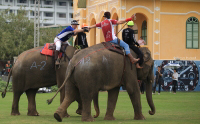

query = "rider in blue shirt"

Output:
[[54, 20, 89, 65]]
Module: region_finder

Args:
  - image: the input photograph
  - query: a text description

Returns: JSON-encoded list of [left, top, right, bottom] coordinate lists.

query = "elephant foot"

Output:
[[54, 113, 62, 122], [27, 111, 40, 116], [104, 115, 116, 120], [82, 116, 94, 122], [134, 114, 146, 120], [11, 112, 20, 116], [76, 109, 82, 115]]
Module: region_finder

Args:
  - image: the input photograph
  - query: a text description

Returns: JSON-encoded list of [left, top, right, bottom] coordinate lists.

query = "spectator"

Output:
[[152, 66, 163, 95], [137, 36, 146, 46], [172, 69, 178, 94], [5, 61, 12, 76]]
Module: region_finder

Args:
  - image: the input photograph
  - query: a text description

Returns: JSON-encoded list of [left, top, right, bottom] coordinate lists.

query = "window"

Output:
[[59, 2, 66, 6], [59, 13, 66, 18], [186, 17, 199, 49], [69, 13, 73, 18], [10, 0, 13, 2], [10, 10, 13, 13], [31, 0, 35, 4], [31, 11, 34, 16], [70, 2, 73, 7], [5, 0, 8, 2], [141, 20, 147, 44], [44, 1, 53, 5], [19, 0, 27, 3], [44, 24, 52, 26], [45, 12, 53, 17]]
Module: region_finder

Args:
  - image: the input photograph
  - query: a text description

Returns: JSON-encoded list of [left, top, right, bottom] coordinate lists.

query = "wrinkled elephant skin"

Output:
[[8, 46, 75, 116], [53, 44, 155, 122]]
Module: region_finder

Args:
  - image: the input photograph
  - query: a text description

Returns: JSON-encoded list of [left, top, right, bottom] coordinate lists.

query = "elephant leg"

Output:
[[11, 91, 23, 115], [78, 86, 94, 122], [25, 89, 39, 116], [104, 87, 120, 120], [76, 94, 82, 115], [54, 82, 78, 122], [59, 87, 65, 104], [59, 87, 70, 117], [80, 95, 94, 122], [126, 80, 145, 120]]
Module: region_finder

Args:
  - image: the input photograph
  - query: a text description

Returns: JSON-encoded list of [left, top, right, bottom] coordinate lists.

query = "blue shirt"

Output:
[[57, 26, 74, 42]]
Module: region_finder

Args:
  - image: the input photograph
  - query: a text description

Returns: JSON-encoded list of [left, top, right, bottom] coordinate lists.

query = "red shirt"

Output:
[[96, 19, 117, 42]]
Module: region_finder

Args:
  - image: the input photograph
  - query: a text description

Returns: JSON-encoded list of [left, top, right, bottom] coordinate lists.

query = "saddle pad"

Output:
[[40, 43, 62, 57], [102, 42, 124, 55], [40, 43, 54, 56]]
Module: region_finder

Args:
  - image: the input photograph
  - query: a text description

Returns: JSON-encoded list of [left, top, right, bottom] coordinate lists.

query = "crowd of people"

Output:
[[151, 66, 178, 95]]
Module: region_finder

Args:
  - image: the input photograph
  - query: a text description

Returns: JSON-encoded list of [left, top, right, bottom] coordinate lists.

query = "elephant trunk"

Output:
[[145, 65, 155, 115], [1, 67, 13, 98]]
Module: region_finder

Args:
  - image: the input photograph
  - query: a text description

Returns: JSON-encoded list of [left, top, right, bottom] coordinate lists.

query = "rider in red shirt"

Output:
[[89, 11, 139, 64]]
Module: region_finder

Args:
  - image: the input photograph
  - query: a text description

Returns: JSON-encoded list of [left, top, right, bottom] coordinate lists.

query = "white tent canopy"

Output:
[[163, 63, 181, 69]]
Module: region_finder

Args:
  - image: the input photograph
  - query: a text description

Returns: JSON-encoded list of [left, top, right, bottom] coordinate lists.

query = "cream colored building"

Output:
[[73, 0, 200, 60]]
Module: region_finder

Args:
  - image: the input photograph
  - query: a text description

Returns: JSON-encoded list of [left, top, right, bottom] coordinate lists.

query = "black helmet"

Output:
[[71, 20, 79, 25], [103, 11, 111, 19]]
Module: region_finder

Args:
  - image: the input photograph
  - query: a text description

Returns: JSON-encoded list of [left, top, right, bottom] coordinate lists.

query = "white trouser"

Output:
[[54, 37, 70, 51]]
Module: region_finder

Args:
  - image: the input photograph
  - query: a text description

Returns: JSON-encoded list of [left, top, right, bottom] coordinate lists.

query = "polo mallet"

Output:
[[115, 14, 136, 36], [115, 21, 128, 36]]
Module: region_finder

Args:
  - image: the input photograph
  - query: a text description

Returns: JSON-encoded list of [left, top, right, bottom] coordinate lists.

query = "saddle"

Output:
[[102, 41, 125, 55], [40, 43, 69, 61], [40, 43, 56, 56], [48, 43, 56, 50], [48, 43, 67, 53]]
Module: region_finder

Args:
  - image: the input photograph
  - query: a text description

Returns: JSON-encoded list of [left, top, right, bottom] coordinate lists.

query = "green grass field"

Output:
[[0, 91, 200, 124]]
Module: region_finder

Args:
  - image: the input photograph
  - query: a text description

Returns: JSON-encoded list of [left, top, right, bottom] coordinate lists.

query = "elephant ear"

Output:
[[140, 47, 153, 66]]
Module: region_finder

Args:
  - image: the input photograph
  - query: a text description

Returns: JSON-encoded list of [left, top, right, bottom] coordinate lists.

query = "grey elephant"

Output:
[[1, 46, 79, 116], [48, 43, 155, 122]]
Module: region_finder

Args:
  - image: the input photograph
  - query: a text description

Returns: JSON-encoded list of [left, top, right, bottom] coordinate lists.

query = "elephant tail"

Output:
[[47, 63, 75, 105], [93, 92, 100, 118], [1, 67, 13, 98]]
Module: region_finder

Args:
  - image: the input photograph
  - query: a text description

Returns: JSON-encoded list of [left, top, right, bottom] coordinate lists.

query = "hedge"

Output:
[[0, 78, 58, 92], [0, 78, 12, 92]]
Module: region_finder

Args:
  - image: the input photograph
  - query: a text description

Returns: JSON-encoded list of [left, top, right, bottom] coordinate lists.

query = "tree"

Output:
[[0, 8, 34, 60], [0, 7, 72, 61]]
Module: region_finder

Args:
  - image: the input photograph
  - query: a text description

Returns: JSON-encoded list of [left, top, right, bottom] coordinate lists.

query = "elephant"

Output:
[[48, 43, 155, 122], [1, 45, 79, 116]]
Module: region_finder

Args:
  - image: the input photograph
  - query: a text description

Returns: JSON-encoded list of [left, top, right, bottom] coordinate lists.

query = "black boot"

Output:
[[54, 50, 60, 65]]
